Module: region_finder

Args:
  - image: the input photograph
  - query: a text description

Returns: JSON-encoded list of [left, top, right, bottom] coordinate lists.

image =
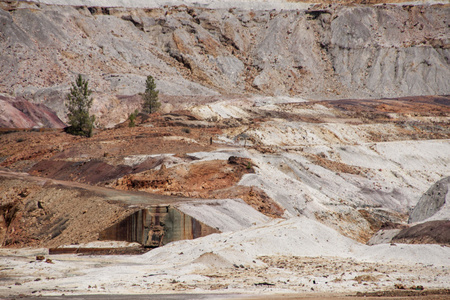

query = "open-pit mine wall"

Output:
[[1, 1, 449, 126]]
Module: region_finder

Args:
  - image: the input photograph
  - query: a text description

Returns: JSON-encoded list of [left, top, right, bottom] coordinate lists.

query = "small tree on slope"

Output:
[[142, 75, 160, 114], [66, 74, 95, 137]]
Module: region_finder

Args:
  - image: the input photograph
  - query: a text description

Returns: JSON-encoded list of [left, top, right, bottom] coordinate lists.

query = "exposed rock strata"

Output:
[[0, 2, 449, 127], [0, 96, 65, 128]]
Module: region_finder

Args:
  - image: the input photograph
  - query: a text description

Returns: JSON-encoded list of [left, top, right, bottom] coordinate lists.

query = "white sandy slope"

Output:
[[175, 97, 450, 245], [177, 97, 450, 248], [179, 137, 449, 242], [189, 97, 449, 213], [175, 199, 270, 232], [1, 217, 449, 297]]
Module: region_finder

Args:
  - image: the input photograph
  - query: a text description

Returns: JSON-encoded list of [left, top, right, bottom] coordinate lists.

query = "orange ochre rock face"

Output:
[[114, 157, 253, 195], [111, 157, 284, 218]]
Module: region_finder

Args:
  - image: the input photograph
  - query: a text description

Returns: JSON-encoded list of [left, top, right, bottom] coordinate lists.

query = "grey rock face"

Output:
[[408, 177, 450, 224], [0, 3, 449, 126], [328, 6, 450, 98]]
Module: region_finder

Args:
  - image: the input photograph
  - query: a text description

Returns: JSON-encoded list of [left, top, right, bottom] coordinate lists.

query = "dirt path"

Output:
[[0, 169, 199, 248], [0, 169, 192, 206]]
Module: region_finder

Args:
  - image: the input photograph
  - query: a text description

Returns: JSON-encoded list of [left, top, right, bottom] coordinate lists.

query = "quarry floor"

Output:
[[1, 242, 449, 298]]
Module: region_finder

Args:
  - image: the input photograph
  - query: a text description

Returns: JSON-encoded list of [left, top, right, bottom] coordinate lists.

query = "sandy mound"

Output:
[[192, 251, 234, 269]]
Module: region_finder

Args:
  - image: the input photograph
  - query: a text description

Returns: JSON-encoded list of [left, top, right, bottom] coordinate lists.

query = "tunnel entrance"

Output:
[[99, 205, 220, 248]]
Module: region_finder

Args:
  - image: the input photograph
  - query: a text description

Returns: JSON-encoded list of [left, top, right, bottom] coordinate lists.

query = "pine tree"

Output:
[[142, 75, 160, 114], [66, 74, 95, 137]]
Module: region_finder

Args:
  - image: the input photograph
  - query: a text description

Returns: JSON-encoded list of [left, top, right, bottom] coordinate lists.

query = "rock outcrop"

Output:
[[392, 220, 450, 245], [369, 177, 450, 245], [408, 176, 450, 224], [0, 2, 449, 127], [0, 96, 66, 128]]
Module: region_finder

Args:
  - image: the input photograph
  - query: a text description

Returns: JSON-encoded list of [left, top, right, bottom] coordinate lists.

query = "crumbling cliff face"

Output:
[[0, 2, 449, 126]]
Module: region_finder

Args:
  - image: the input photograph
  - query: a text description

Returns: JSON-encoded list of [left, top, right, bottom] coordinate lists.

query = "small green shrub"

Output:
[[128, 109, 139, 127]]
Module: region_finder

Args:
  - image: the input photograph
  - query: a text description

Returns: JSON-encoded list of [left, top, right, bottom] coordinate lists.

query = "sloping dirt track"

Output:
[[0, 172, 134, 248]]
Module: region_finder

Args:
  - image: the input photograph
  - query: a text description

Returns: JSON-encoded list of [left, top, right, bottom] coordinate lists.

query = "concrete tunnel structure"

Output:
[[90, 183, 271, 248], [98, 196, 271, 248], [99, 205, 220, 247]]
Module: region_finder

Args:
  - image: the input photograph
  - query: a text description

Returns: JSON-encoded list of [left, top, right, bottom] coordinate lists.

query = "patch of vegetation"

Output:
[[128, 109, 139, 127]]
